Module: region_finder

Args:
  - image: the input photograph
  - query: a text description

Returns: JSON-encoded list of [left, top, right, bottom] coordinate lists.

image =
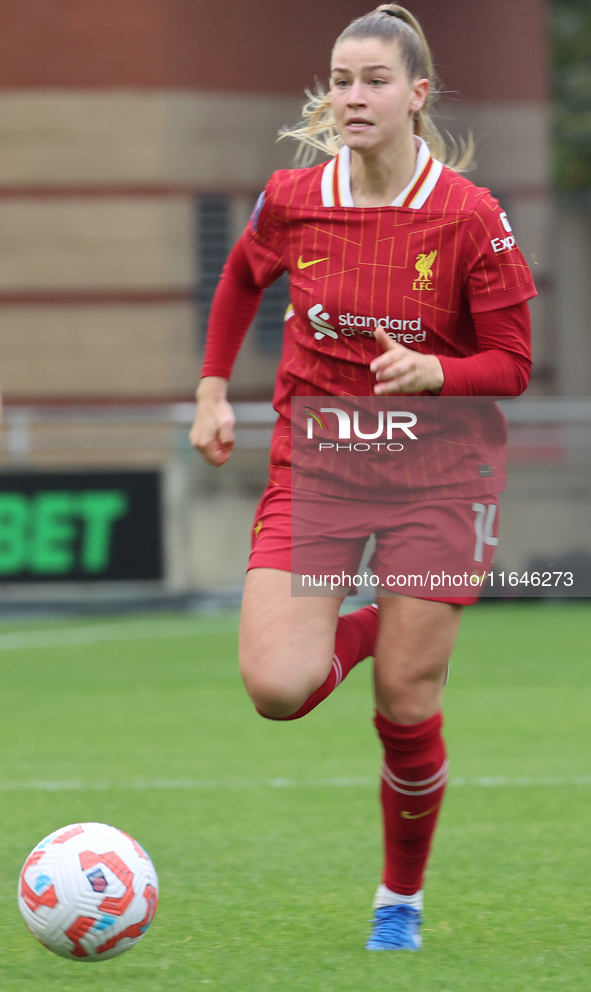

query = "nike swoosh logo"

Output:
[[297, 255, 329, 270], [401, 802, 441, 820]]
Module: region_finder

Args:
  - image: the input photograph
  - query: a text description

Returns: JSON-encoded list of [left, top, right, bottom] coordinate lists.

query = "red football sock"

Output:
[[263, 604, 378, 721], [375, 710, 448, 895]]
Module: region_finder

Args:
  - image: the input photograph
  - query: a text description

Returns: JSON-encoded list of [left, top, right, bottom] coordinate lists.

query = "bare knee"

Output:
[[376, 670, 447, 725], [244, 673, 306, 719], [240, 654, 328, 719], [238, 567, 342, 719], [374, 597, 459, 725]]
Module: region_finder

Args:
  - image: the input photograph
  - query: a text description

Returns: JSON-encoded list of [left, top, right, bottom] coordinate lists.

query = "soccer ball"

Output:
[[18, 822, 158, 961]]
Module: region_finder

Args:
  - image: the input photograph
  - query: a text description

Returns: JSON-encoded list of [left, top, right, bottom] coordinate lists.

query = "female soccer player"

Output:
[[191, 4, 535, 950]]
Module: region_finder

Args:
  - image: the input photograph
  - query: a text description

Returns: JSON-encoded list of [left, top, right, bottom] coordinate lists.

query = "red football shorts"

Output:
[[248, 484, 499, 606]]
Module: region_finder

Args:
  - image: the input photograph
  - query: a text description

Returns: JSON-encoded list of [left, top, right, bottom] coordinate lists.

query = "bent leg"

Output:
[[240, 568, 377, 719], [374, 595, 461, 725], [372, 596, 462, 899], [240, 568, 342, 717]]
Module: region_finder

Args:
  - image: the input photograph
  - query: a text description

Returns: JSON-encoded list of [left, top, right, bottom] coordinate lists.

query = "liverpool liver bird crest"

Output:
[[415, 250, 438, 281]]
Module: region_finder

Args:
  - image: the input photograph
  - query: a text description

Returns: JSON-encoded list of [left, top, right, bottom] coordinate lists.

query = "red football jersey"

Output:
[[207, 137, 537, 492]]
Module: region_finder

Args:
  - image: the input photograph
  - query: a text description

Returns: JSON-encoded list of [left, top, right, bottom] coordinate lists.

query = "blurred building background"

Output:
[[0, 0, 557, 401], [0, 0, 589, 607]]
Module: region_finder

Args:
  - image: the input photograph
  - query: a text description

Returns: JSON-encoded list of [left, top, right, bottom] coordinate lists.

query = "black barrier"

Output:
[[0, 471, 162, 582]]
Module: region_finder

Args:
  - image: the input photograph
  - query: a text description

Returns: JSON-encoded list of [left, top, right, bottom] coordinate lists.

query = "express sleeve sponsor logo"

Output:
[[491, 235, 517, 254], [490, 210, 516, 253]]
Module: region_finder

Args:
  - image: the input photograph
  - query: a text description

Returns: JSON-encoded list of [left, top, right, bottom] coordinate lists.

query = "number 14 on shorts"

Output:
[[472, 502, 498, 563], [471, 504, 576, 590]]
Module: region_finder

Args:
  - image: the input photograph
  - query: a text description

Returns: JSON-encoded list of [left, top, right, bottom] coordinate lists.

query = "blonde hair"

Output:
[[278, 4, 474, 172]]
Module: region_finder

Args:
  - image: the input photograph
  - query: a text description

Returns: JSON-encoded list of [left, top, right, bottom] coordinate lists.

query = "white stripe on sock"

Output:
[[384, 759, 450, 789], [381, 759, 449, 797], [332, 654, 343, 686]]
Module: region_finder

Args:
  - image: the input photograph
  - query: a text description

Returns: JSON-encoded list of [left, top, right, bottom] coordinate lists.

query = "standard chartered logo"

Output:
[[307, 303, 426, 343], [307, 304, 338, 340]]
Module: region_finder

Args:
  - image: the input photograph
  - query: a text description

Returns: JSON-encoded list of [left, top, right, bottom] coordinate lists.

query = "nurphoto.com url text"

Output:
[[300, 571, 575, 592]]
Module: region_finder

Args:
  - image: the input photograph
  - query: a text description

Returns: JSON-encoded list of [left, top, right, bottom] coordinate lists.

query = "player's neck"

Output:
[[349, 134, 418, 208]]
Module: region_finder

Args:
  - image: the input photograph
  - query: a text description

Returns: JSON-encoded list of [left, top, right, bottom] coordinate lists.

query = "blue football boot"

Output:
[[365, 904, 423, 950]]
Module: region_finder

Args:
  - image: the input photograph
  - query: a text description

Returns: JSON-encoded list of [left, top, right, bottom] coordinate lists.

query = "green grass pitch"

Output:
[[0, 602, 590, 991]]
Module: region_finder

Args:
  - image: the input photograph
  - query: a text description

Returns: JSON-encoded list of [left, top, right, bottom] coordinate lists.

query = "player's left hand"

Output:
[[370, 328, 444, 395]]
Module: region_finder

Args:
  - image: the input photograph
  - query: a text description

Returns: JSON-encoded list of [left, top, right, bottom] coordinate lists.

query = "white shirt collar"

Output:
[[321, 136, 442, 209]]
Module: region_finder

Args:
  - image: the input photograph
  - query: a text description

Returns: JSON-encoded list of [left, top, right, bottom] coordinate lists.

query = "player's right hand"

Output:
[[189, 391, 235, 467]]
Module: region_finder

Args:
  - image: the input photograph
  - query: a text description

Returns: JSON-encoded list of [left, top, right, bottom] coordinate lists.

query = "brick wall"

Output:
[[0, 0, 551, 401], [0, 0, 547, 98]]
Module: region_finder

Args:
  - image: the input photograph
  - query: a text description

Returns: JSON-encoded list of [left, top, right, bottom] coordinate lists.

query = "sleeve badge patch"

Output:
[[250, 191, 265, 232]]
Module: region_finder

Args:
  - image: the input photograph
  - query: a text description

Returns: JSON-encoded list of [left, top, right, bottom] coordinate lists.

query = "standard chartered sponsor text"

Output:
[[338, 314, 426, 342]]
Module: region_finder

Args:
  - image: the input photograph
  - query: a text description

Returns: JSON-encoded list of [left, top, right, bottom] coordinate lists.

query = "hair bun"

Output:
[[377, 4, 404, 15]]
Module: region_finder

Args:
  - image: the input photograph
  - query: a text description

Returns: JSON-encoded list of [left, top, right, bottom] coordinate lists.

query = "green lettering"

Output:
[[31, 493, 76, 573], [76, 491, 128, 573], [0, 494, 28, 573]]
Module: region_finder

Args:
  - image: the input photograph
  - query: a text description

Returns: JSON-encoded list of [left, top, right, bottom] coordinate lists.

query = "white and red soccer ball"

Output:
[[18, 822, 158, 961]]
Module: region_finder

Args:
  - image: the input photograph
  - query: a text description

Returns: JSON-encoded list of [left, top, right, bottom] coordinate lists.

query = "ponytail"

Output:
[[278, 4, 474, 172]]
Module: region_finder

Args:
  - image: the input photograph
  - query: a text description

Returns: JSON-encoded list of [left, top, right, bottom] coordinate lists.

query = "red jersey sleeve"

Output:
[[240, 175, 287, 288], [200, 175, 287, 380], [200, 236, 264, 380], [439, 301, 532, 396], [463, 193, 537, 313]]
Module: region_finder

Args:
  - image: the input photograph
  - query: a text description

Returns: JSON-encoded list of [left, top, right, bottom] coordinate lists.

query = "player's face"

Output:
[[330, 38, 428, 156]]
